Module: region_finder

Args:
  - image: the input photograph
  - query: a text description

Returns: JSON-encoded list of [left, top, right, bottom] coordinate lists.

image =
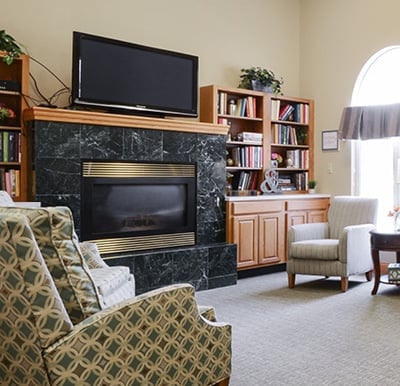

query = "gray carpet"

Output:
[[195, 272, 400, 386]]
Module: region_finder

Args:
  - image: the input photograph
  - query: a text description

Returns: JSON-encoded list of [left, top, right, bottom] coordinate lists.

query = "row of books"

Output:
[[218, 92, 258, 118], [229, 146, 263, 168], [0, 168, 20, 197], [278, 172, 309, 191], [0, 131, 21, 163], [271, 100, 309, 124], [286, 149, 310, 169], [231, 171, 259, 191], [271, 124, 306, 145]]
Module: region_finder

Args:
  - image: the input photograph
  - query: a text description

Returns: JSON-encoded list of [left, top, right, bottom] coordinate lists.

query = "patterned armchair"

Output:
[[287, 196, 378, 292], [0, 209, 231, 385]]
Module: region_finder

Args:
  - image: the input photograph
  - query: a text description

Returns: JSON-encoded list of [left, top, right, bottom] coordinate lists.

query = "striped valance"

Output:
[[338, 103, 400, 140]]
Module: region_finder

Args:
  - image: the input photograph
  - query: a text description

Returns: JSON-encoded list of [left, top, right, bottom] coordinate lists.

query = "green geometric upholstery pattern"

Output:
[[0, 206, 102, 324], [44, 284, 231, 386], [0, 211, 232, 385], [0, 213, 73, 385]]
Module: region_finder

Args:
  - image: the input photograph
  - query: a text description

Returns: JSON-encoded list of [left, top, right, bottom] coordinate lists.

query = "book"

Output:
[[2, 131, 8, 162], [279, 104, 295, 121], [8, 132, 16, 162], [241, 132, 263, 143]]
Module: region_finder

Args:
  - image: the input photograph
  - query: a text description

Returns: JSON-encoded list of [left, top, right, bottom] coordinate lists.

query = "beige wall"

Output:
[[300, 0, 400, 195], [5, 0, 398, 197], [2, 0, 300, 104]]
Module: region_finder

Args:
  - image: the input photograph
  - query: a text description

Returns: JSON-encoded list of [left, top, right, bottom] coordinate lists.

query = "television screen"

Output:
[[72, 31, 198, 117]]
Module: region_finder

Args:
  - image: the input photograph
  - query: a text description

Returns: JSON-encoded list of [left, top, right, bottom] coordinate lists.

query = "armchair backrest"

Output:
[[328, 196, 378, 239], [0, 213, 73, 384], [0, 206, 102, 324]]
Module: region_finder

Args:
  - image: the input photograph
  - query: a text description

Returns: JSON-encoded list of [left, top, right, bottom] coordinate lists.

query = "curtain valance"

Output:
[[338, 103, 400, 140]]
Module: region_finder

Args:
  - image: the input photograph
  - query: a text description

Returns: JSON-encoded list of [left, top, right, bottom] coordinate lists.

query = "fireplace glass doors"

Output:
[[81, 161, 197, 254]]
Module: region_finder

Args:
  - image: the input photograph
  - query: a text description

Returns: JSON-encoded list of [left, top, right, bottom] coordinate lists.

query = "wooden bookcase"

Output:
[[199, 85, 314, 194], [200, 85, 321, 271], [200, 85, 268, 195], [0, 52, 30, 201], [269, 95, 314, 192]]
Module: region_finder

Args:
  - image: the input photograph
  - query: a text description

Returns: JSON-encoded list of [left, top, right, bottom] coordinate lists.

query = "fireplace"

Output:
[[26, 109, 237, 293], [80, 160, 197, 254]]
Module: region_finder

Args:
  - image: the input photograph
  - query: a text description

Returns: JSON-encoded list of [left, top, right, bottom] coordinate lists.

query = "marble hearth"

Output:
[[25, 107, 237, 294]]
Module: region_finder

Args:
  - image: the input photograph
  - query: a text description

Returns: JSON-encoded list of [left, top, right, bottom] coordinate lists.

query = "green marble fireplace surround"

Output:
[[24, 107, 237, 294]]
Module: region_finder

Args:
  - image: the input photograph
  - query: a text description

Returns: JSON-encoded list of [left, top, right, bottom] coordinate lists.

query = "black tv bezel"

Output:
[[71, 31, 199, 118]]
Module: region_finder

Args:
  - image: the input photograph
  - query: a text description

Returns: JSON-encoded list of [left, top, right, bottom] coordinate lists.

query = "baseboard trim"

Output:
[[238, 263, 286, 279]]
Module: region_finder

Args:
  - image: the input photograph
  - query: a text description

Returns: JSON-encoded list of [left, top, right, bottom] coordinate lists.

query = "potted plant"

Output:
[[238, 66, 284, 95], [308, 180, 317, 194], [0, 103, 16, 121], [0, 30, 24, 65], [297, 130, 307, 145]]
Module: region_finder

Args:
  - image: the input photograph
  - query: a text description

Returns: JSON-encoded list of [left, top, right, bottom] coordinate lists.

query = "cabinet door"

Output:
[[308, 209, 327, 223], [258, 212, 285, 264], [233, 215, 259, 269], [287, 211, 307, 226]]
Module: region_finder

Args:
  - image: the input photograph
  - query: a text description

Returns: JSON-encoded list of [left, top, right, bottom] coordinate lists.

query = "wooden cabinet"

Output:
[[286, 198, 329, 226], [227, 199, 285, 269], [0, 52, 29, 200], [232, 214, 259, 268], [200, 85, 321, 270], [226, 196, 330, 270]]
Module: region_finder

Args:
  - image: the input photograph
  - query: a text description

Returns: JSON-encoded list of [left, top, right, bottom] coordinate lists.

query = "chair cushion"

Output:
[[0, 190, 15, 206], [90, 266, 136, 308], [0, 206, 102, 324], [290, 239, 339, 260]]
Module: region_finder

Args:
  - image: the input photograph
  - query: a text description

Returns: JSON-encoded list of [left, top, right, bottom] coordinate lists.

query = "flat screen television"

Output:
[[71, 31, 199, 118]]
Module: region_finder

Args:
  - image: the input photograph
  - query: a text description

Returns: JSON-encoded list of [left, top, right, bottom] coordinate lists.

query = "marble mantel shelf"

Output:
[[24, 106, 229, 135]]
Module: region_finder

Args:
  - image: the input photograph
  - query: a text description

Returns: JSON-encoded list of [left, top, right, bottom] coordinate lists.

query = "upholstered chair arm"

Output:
[[338, 224, 376, 269], [288, 222, 329, 244], [43, 283, 231, 385], [79, 241, 109, 269]]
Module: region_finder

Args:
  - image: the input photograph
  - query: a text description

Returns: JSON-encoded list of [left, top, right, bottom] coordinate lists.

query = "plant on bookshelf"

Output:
[[308, 180, 317, 193], [0, 103, 16, 121], [238, 67, 284, 95], [0, 30, 24, 65]]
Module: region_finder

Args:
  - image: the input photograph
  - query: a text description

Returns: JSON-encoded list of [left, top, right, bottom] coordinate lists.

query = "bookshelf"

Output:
[[269, 95, 314, 192], [199, 85, 268, 195], [200, 85, 314, 194], [0, 52, 30, 200]]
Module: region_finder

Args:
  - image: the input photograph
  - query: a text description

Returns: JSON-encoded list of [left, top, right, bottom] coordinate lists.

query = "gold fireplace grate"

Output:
[[91, 232, 196, 256], [82, 161, 196, 178]]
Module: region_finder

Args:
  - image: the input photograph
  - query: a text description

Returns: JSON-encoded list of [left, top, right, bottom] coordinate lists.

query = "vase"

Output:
[[251, 80, 273, 93], [394, 212, 400, 231]]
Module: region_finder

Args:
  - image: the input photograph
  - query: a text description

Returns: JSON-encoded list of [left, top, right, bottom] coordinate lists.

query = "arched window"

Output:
[[351, 46, 400, 227]]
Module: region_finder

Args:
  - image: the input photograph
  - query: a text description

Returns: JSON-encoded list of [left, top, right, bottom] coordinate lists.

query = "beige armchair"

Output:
[[287, 196, 378, 292], [0, 208, 231, 385]]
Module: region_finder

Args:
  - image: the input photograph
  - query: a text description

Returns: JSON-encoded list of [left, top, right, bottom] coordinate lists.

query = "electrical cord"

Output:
[[26, 54, 72, 107]]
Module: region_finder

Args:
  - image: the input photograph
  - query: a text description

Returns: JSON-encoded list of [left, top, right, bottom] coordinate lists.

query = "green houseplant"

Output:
[[238, 66, 284, 95], [308, 180, 317, 193], [0, 30, 24, 65]]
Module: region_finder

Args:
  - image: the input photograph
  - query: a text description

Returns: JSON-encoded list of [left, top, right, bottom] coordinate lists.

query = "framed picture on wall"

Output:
[[322, 130, 339, 151]]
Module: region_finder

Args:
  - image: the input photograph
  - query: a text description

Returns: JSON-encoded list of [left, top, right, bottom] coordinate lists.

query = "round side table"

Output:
[[370, 229, 400, 295]]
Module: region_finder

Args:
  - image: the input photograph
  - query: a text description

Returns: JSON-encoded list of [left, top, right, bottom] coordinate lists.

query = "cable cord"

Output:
[[26, 54, 72, 107]]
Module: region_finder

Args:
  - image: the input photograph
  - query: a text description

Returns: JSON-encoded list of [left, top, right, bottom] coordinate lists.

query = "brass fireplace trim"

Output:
[[91, 232, 196, 256], [82, 161, 196, 178]]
